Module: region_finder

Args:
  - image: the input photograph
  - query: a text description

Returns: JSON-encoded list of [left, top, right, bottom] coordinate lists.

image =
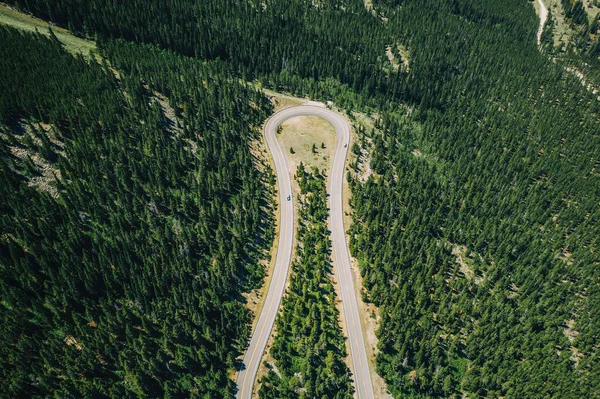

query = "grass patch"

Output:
[[276, 115, 336, 176], [0, 3, 96, 58]]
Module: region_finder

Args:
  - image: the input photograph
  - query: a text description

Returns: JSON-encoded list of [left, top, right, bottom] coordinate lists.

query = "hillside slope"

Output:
[[0, 29, 273, 398], [1, 0, 599, 397]]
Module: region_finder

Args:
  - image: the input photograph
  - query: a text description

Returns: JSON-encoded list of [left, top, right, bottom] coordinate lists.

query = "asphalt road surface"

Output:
[[236, 105, 375, 399], [536, 0, 548, 46]]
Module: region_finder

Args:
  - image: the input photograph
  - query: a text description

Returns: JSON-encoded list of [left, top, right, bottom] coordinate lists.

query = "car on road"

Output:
[[287, 195, 291, 201], [344, 143, 347, 148]]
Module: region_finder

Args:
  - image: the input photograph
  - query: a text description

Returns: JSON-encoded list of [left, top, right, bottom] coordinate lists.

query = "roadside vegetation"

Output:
[[0, 28, 273, 398], [1, 0, 599, 398], [259, 167, 353, 399], [347, 1, 600, 397], [540, 0, 600, 86]]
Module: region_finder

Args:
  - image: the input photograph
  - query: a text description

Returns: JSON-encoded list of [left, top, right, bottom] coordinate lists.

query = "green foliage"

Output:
[[5, 0, 397, 108], [541, 9, 555, 49], [562, 0, 588, 26], [0, 28, 273, 398], [1, 0, 600, 398], [348, 0, 600, 397], [259, 170, 352, 399]]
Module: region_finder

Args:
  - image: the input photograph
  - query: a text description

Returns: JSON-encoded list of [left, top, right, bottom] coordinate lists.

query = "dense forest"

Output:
[[5, 0, 397, 107], [0, 28, 273, 397], [348, 0, 600, 397], [259, 166, 352, 399], [1, 0, 599, 397]]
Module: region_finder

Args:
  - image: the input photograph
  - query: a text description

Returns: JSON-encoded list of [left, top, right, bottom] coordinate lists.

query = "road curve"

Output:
[[236, 105, 375, 399], [536, 0, 548, 46]]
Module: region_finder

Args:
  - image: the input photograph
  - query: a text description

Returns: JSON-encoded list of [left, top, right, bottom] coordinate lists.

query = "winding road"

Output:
[[236, 105, 375, 399], [535, 0, 548, 46]]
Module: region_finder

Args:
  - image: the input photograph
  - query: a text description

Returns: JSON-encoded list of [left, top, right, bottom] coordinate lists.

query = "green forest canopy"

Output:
[[0, 28, 273, 398], [0, 0, 599, 397]]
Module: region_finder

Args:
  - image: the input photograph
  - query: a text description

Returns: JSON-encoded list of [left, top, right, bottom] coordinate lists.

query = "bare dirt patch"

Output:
[[564, 66, 600, 100], [349, 111, 380, 183], [64, 335, 83, 351], [563, 319, 584, 368], [260, 88, 306, 112], [451, 244, 476, 281], [533, 0, 549, 45], [386, 46, 400, 72], [385, 43, 410, 73], [564, 319, 580, 343], [397, 43, 410, 71], [150, 89, 182, 137], [557, 248, 575, 265]]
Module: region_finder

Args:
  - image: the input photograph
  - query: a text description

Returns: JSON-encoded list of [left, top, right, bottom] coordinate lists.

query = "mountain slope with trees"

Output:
[[0, 27, 273, 398], [1, 0, 599, 397], [348, 0, 600, 397], [5, 0, 396, 107]]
